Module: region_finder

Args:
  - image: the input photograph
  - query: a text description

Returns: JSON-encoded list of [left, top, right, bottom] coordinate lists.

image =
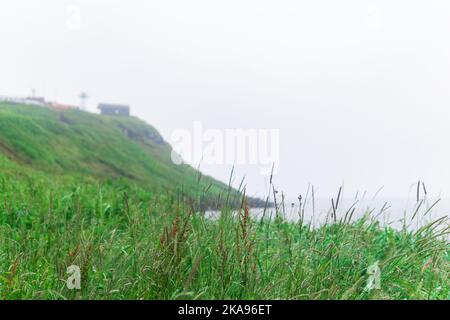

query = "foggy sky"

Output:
[[2, 0, 450, 201]]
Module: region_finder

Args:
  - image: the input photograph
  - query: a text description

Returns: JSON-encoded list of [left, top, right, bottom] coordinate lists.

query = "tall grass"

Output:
[[0, 170, 448, 300]]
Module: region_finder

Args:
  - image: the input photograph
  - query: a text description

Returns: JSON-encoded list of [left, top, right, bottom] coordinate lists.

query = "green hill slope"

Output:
[[0, 102, 236, 206]]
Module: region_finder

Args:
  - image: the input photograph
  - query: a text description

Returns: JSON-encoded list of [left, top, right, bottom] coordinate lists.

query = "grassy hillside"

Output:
[[0, 102, 448, 300], [0, 102, 240, 207], [0, 168, 448, 300]]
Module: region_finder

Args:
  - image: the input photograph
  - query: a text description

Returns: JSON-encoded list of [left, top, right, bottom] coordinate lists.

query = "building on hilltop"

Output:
[[1, 95, 82, 111], [98, 103, 130, 116], [49, 103, 80, 111], [0, 95, 48, 107], [26, 96, 46, 104]]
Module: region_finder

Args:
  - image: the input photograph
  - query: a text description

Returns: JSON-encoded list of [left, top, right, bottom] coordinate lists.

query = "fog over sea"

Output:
[[207, 196, 450, 231], [4, 2, 450, 203]]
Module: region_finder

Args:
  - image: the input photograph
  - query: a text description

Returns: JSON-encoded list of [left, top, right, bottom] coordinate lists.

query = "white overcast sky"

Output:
[[1, 0, 450, 201]]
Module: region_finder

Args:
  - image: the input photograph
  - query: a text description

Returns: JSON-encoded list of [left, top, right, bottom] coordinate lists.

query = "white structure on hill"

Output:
[[0, 96, 45, 106], [0, 95, 48, 107]]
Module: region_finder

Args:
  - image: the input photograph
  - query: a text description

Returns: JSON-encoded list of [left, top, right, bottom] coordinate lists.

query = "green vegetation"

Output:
[[0, 103, 448, 300], [0, 103, 230, 202]]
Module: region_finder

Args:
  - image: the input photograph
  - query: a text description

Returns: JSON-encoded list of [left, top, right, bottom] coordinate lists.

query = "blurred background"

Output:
[[1, 0, 450, 204]]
